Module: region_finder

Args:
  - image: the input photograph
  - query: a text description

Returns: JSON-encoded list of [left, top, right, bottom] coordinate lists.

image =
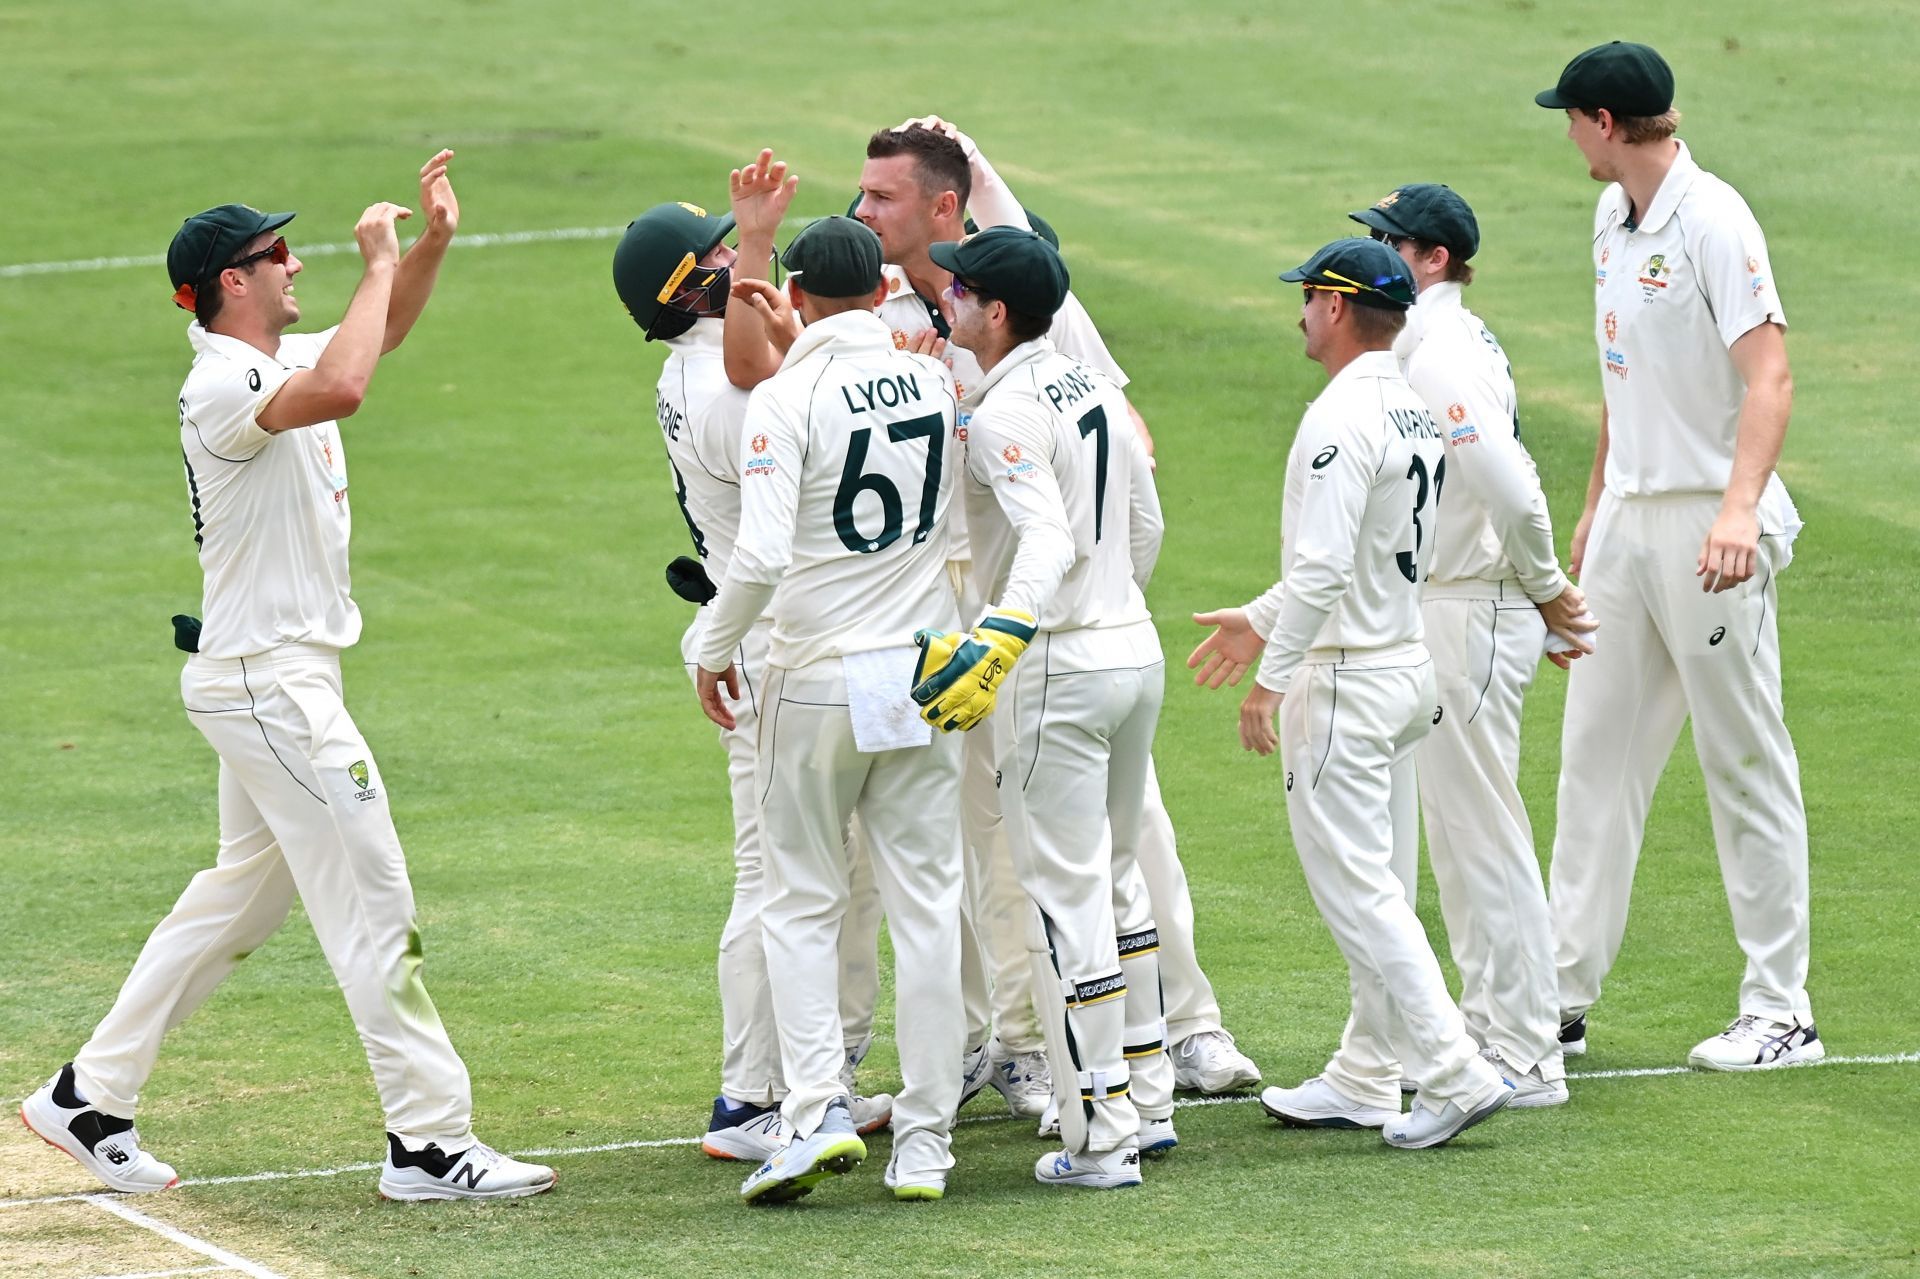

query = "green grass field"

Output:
[[4, 1, 1918, 1275]]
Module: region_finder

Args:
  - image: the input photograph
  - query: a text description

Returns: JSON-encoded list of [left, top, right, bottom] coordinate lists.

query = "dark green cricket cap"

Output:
[[782, 216, 883, 299], [928, 226, 1071, 317], [1278, 238, 1417, 310], [1535, 41, 1674, 117], [167, 204, 295, 296], [1348, 183, 1480, 261]]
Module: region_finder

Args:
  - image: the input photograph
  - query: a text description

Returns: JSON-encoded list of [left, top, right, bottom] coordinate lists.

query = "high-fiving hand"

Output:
[[730, 149, 799, 242], [418, 148, 459, 238]]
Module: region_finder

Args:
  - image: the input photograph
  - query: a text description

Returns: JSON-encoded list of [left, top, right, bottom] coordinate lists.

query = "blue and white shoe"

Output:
[[1688, 1016, 1825, 1072], [1139, 1115, 1178, 1157], [739, 1099, 865, 1205], [1035, 1138, 1142, 1189], [702, 1097, 786, 1162], [988, 1043, 1052, 1118], [958, 1043, 992, 1111], [1382, 1084, 1512, 1150]]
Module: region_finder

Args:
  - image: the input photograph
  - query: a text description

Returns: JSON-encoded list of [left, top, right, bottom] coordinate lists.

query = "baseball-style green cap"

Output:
[[782, 216, 883, 299], [1279, 238, 1417, 310], [167, 204, 295, 308], [1348, 183, 1480, 261], [928, 226, 1071, 317], [612, 200, 736, 340], [1535, 41, 1674, 117]]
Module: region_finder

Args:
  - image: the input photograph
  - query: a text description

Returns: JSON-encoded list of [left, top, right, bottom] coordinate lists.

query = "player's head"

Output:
[[929, 227, 1069, 364], [612, 201, 737, 342], [781, 216, 887, 324], [1349, 184, 1479, 290], [1536, 42, 1681, 181], [855, 126, 971, 264], [1279, 238, 1415, 367], [168, 205, 302, 333]]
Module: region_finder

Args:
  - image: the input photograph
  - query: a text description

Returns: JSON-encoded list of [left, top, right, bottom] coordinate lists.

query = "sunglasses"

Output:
[[1368, 228, 1410, 248], [225, 236, 291, 272], [948, 277, 992, 302]]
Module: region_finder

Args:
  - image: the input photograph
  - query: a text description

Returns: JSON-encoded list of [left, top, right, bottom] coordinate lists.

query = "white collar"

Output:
[[1324, 347, 1402, 394], [1603, 140, 1700, 234], [965, 337, 1054, 407], [664, 316, 726, 354], [778, 308, 894, 370], [187, 320, 290, 365]]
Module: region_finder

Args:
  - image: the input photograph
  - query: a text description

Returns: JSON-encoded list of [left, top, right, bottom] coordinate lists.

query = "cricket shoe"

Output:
[[988, 1043, 1052, 1118], [1035, 1138, 1142, 1190], [701, 1097, 786, 1162], [1259, 1076, 1398, 1130], [1479, 1048, 1570, 1109], [1559, 1013, 1588, 1056], [1139, 1115, 1178, 1157], [883, 1154, 946, 1202], [379, 1135, 557, 1201], [1171, 1030, 1262, 1094], [957, 1043, 992, 1111], [20, 1064, 178, 1194], [850, 1092, 894, 1135], [740, 1099, 864, 1205], [1382, 1084, 1513, 1150], [1037, 1095, 1060, 1140], [1688, 1016, 1825, 1072]]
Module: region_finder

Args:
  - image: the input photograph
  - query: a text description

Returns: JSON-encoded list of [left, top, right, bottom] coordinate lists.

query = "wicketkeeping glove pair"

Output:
[[911, 607, 1038, 732]]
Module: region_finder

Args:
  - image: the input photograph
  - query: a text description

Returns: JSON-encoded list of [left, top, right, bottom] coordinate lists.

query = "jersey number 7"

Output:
[[834, 412, 946, 554]]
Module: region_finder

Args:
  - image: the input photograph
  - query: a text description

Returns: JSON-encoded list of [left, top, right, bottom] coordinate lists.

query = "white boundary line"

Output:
[[83, 1266, 233, 1279], [3, 1049, 1911, 1213], [83, 1195, 284, 1279], [0, 226, 628, 280]]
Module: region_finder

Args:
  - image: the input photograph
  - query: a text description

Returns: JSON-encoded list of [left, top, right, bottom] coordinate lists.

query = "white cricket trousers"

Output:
[[1418, 587, 1562, 1076], [1550, 491, 1811, 1024], [756, 657, 965, 1178], [72, 644, 473, 1146], [1282, 651, 1503, 1114], [997, 623, 1173, 1153]]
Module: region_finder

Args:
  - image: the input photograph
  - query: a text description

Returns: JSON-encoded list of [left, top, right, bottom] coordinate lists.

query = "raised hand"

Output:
[[1188, 608, 1265, 689], [354, 202, 412, 267], [728, 278, 800, 354], [729, 149, 798, 242], [418, 149, 459, 238]]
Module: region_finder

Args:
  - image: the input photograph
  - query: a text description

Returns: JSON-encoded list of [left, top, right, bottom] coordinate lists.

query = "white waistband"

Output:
[[188, 641, 343, 670], [1298, 639, 1427, 669], [1422, 577, 1527, 603]]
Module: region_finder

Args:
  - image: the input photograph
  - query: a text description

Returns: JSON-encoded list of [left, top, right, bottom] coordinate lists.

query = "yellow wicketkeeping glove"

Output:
[[910, 607, 1038, 733]]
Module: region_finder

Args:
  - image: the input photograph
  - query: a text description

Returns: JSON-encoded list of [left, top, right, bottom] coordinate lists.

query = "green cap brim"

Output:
[[1347, 208, 1409, 236], [928, 242, 964, 275], [1535, 87, 1577, 108]]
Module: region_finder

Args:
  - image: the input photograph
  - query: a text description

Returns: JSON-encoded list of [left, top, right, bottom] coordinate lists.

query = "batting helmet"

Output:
[[612, 201, 736, 341]]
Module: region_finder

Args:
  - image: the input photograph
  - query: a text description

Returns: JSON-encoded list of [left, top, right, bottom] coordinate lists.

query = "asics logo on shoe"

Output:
[[100, 1144, 130, 1166]]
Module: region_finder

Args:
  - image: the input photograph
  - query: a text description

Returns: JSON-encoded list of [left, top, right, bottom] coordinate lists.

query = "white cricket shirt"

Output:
[[1247, 349, 1445, 693], [177, 322, 358, 659], [962, 339, 1161, 653], [1395, 281, 1563, 601], [1592, 141, 1788, 498], [697, 309, 961, 672], [656, 319, 752, 581]]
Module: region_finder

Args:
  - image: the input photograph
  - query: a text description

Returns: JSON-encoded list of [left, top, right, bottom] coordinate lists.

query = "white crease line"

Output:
[[83, 1265, 233, 1279], [0, 226, 629, 280], [84, 1195, 284, 1279], [4, 1049, 1911, 1211]]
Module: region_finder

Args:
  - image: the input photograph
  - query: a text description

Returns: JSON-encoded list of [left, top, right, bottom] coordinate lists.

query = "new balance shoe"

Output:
[[1382, 1085, 1513, 1150], [1258, 1076, 1399, 1130], [379, 1134, 557, 1201], [740, 1099, 864, 1205], [883, 1154, 946, 1202], [1559, 1013, 1588, 1056], [701, 1097, 786, 1162], [1035, 1138, 1142, 1189], [1170, 1030, 1262, 1094], [1036, 1095, 1060, 1140], [957, 1043, 992, 1111], [1688, 1016, 1825, 1072], [850, 1092, 894, 1135], [1138, 1115, 1177, 1157], [1479, 1048, 1570, 1109], [988, 1043, 1052, 1118], [20, 1064, 178, 1194]]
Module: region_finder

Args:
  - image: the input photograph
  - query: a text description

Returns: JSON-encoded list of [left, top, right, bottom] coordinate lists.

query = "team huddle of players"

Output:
[[19, 40, 1813, 1211], [618, 38, 1818, 1205]]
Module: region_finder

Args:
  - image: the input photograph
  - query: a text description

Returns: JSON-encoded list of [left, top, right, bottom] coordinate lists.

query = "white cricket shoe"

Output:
[[20, 1064, 178, 1194], [379, 1135, 557, 1201], [883, 1154, 946, 1202], [957, 1043, 992, 1110], [701, 1097, 787, 1162], [1036, 1095, 1060, 1139], [850, 1092, 894, 1135], [1259, 1076, 1398, 1130], [1139, 1115, 1178, 1157], [1171, 1030, 1262, 1094], [1688, 1016, 1825, 1072], [740, 1100, 864, 1205], [1558, 1013, 1588, 1056], [988, 1043, 1052, 1118], [1480, 1048, 1570, 1109], [1382, 1085, 1513, 1150], [1035, 1138, 1142, 1189]]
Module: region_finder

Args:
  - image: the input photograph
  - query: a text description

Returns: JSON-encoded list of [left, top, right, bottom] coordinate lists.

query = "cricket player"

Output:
[[1350, 183, 1598, 1106], [912, 227, 1170, 1188], [697, 216, 966, 1203], [1196, 239, 1512, 1149], [1536, 43, 1817, 1069], [20, 155, 557, 1202], [612, 200, 895, 1164]]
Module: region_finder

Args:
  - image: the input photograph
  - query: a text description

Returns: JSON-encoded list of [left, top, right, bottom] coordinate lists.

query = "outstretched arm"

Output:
[[383, 150, 459, 353], [724, 150, 798, 389]]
